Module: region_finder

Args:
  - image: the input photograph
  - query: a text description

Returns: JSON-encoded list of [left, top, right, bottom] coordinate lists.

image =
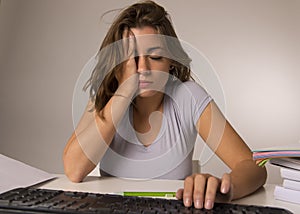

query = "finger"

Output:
[[123, 31, 135, 57], [183, 175, 194, 207], [220, 173, 231, 194], [117, 29, 137, 87], [216, 173, 232, 203], [125, 56, 137, 71], [128, 37, 136, 59], [176, 188, 183, 199], [192, 174, 207, 209], [204, 176, 219, 209], [122, 28, 135, 58], [122, 29, 136, 74], [122, 28, 129, 56]]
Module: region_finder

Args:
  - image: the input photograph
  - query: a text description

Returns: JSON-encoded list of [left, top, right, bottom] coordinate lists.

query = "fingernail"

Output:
[[184, 198, 191, 207], [221, 186, 227, 193], [194, 199, 203, 209], [205, 199, 214, 209]]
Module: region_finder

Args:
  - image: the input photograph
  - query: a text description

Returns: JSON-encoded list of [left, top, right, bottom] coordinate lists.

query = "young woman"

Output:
[[63, 0, 267, 209]]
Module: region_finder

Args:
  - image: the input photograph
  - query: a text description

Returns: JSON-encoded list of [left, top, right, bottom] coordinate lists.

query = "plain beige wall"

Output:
[[0, 0, 299, 184]]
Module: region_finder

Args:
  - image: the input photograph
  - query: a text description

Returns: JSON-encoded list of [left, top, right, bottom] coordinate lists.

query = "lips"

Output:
[[139, 80, 152, 88]]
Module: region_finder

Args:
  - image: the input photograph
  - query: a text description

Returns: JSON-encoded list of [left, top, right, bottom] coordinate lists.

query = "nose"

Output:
[[136, 55, 150, 75]]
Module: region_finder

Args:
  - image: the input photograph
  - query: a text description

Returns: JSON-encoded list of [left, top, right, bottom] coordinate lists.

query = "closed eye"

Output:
[[149, 55, 163, 60]]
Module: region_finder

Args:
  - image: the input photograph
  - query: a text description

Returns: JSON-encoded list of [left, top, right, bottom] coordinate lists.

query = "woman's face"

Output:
[[128, 26, 172, 98]]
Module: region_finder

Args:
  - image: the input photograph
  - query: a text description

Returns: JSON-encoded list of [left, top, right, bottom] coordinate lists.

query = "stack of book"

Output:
[[271, 158, 300, 204], [252, 144, 300, 205]]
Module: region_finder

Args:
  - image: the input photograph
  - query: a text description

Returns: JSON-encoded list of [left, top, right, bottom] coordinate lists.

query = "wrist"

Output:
[[116, 84, 137, 99], [117, 74, 139, 99]]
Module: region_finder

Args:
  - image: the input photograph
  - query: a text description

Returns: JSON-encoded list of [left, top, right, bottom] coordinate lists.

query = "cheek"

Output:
[[152, 71, 169, 89], [151, 62, 170, 73]]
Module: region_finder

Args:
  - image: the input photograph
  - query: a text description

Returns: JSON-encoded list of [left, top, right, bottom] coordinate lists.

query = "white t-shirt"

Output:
[[100, 80, 212, 179]]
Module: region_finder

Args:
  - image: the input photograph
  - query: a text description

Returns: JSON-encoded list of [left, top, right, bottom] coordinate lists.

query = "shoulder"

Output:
[[181, 80, 207, 93], [168, 80, 209, 100], [165, 80, 212, 126]]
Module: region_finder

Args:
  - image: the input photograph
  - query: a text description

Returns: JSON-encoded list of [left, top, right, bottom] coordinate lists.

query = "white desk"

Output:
[[38, 175, 299, 213]]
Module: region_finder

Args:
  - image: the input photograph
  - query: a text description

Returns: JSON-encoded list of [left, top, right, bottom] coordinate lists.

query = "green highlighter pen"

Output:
[[122, 192, 177, 198]]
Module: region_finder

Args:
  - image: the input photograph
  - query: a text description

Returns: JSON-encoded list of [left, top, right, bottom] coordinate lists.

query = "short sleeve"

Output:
[[169, 81, 212, 127]]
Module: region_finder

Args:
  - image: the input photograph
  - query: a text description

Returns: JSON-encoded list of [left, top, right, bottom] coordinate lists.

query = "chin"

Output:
[[137, 90, 158, 98]]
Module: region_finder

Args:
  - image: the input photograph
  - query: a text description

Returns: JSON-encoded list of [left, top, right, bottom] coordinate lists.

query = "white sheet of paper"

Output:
[[0, 154, 56, 194]]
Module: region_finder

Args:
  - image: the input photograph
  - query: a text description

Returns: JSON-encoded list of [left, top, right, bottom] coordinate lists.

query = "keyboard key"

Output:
[[0, 199, 10, 206]]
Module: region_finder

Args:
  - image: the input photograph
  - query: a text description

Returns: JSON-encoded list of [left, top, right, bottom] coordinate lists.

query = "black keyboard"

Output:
[[0, 187, 293, 214]]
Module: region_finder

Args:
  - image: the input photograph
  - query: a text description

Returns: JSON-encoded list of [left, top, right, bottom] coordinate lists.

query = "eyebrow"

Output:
[[146, 46, 164, 54]]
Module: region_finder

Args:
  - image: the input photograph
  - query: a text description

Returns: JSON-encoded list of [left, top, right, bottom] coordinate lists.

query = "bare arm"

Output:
[[63, 91, 134, 182], [177, 101, 267, 209], [63, 35, 138, 182], [201, 101, 267, 199]]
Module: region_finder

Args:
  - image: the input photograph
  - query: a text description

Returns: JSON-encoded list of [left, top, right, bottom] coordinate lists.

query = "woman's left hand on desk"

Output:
[[176, 173, 233, 210]]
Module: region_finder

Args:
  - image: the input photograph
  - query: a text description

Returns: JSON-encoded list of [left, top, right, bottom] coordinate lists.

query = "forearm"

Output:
[[230, 159, 267, 200], [63, 134, 97, 183], [63, 89, 134, 182]]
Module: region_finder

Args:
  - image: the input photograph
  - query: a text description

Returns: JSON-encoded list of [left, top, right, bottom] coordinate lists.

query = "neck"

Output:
[[134, 92, 164, 116]]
